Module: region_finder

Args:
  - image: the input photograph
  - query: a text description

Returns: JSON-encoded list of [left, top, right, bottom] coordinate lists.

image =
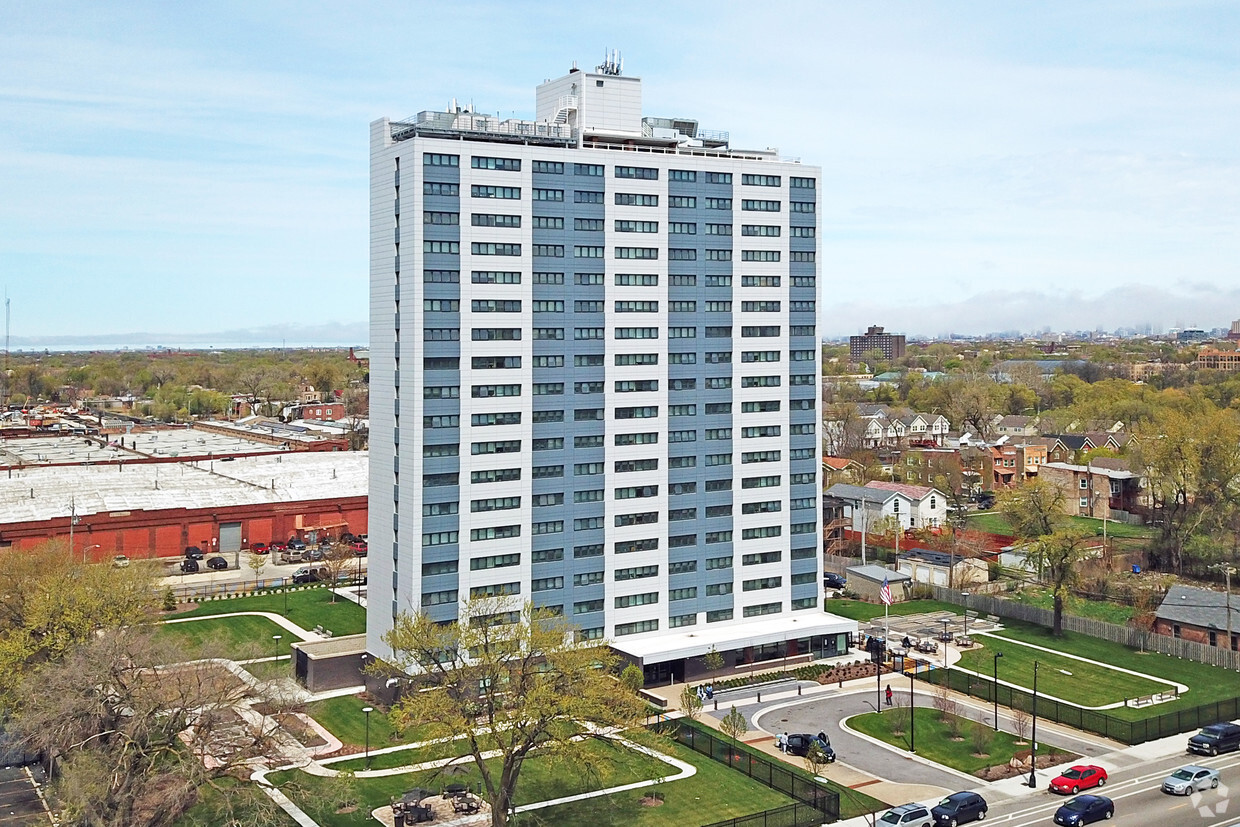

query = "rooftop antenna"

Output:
[[597, 48, 623, 76]]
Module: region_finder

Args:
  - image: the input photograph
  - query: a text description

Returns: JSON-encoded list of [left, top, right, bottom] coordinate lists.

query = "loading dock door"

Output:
[[219, 522, 242, 553]]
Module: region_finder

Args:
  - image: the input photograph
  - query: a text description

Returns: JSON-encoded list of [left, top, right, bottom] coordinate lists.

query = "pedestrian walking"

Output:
[[885, 685, 893, 706]]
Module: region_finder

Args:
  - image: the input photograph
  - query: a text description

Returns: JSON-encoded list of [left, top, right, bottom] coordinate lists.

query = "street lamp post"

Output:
[[992, 651, 1004, 731], [362, 706, 374, 769], [273, 634, 282, 663], [84, 543, 100, 565], [1027, 660, 1040, 788], [907, 660, 916, 754]]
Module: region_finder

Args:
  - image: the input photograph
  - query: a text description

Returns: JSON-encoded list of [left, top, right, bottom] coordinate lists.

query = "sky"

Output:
[[3, 1, 1240, 345]]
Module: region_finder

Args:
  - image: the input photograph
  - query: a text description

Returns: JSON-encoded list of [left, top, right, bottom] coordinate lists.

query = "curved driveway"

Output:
[[746, 681, 1120, 795]]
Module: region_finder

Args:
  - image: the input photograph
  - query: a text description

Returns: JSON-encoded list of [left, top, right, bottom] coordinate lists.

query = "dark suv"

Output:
[[179, 558, 200, 573], [784, 733, 835, 762], [1188, 722, 1240, 756], [184, 545, 204, 560], [932, 792, 987, 826]]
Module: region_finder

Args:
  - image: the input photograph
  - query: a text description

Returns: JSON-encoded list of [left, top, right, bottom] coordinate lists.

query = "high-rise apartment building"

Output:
[[849, 325, 906, 362], [368, 58, 854, 682]]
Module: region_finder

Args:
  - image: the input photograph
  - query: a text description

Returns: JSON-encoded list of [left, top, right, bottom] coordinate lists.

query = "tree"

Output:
[[246, 551, 269, 587], [804, 742, 832, 777], [0, 542, 157, 704], [14, 628, 291, 827], [679, 685, 704, 721], [943, 375, 1002, 441], [999, 479, 1093, 636], [702, 646, 725, 673], [318, 544, 353, 602], [379, 598, 645, 827], [970, 721, 991, 757], [1132, 404, 1240, 574], [1011, 696, 1031, 743], [619, 663, 645, 694], [720, 706, 748, 744]]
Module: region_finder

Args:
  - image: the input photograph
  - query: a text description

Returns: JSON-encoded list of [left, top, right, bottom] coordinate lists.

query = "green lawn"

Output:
[[167, 586, 366, 636], [1008, 588, 1137, 625], [850, 708, 1073, 775], [156, 614, 296, 661], [825, 598, 963, 623], [305, 695, 407, 748], [957, 635, 1170, 707], [271, 733, 788, 827], [980, 623, 1237, 721], [967, 512, 1155, 540]]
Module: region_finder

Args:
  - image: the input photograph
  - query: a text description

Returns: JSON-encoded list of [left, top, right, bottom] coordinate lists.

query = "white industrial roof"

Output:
[[0, 451, 369, 523], [609, 613, 858, 663], [0, 431, 284, 467]]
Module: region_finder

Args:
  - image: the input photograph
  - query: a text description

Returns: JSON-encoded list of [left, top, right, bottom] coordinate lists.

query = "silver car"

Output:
[[1162, 765, 1220, 795]]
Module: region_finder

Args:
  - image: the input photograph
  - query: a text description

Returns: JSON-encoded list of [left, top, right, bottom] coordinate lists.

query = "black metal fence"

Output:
[[702, 803, 830, 827], [921, 668, 1240, 745], [650, 719, 839, 824]]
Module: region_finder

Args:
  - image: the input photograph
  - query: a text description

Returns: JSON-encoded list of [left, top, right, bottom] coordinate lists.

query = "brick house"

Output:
[[1037, 459, 1144, 522], [1155, 584, 1240, 651]]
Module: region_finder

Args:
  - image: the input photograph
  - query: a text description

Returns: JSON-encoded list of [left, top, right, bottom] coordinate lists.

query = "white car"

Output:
[[1161, 765, 1220, 795]]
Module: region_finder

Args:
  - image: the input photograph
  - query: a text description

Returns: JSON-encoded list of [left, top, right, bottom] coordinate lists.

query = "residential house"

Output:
[[1037, 459, 1144, 523], [991, 444, 1019, 488], [1154, 584, 1240, 650], [864, 480, 948, 530], [1043, 434, 1097, 464], [901, 447, 964, 490], [994, 415, 1041, 437], [822, 456, 864, 486], [897, 548, 989, 588]]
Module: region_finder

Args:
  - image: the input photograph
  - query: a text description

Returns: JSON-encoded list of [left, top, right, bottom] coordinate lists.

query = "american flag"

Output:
[[879, 577, 893, 606]]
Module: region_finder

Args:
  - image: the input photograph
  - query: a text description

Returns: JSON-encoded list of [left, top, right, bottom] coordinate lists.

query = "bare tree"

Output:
[[970, 721, 991, 756], [318, 544, 353, 602], [15, 629, 293, 827], [1011, 697, 1031, 743]]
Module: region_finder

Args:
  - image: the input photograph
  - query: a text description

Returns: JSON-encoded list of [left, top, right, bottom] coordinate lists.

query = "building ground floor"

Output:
[[610, 613, 859, 687]]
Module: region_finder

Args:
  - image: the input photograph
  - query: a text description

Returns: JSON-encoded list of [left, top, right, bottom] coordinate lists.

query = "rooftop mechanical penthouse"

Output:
[[367, 56, 855, 684]]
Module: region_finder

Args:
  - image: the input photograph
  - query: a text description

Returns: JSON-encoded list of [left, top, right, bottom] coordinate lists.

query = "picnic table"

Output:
[[452, 794, 482, 814]]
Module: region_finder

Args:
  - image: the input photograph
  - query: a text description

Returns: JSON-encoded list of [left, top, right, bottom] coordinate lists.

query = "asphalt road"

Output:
[[987, 750, 1240, 827]]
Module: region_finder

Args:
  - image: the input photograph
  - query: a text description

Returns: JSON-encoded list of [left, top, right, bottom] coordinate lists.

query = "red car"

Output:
[[250, 542, 269, 555], [1050, 765, 1108, 795]]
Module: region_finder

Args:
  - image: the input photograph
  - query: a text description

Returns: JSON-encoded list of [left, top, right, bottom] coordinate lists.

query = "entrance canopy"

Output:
[[610, 612, 857, 665]]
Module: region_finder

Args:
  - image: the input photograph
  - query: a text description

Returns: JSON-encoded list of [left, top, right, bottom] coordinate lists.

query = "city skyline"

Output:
[[4, 2, 1240, 341]]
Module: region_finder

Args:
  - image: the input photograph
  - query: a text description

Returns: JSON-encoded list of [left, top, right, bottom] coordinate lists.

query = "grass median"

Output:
[[850, 707, 1075, 776]]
